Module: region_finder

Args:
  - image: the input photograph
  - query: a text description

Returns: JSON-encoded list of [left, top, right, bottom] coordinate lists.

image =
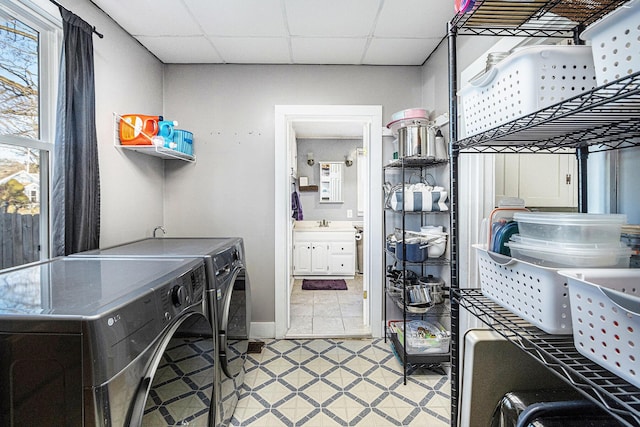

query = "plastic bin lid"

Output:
[[513, 212, 627, 225], [509, 234, 627, 250], [507, 235, 631, 256]]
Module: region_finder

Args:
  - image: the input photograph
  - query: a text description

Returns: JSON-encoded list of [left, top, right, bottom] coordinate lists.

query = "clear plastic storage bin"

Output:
[[513, 212, 626, 244], [559, 269, 640, 387], [389, 320, 450, 354], [506, 235, 631, 268]]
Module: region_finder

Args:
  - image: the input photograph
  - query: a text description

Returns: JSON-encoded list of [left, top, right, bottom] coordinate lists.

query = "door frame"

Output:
[[274, 105, 383, 339]]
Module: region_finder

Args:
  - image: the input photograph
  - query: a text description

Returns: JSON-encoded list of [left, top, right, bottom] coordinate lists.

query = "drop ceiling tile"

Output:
[[291, 38, 368, 64], [285, 0, 380, 37], [136, 36, 223, 63], [364, 38, 441, 66], [210, 37, 291, 64], [92, 0, 201, 36], [375, 0, 455, 38], [184, 0, 287, 37]]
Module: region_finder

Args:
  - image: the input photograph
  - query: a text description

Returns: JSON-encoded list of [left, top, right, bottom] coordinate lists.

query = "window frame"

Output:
[[0, 0, 61, 264]]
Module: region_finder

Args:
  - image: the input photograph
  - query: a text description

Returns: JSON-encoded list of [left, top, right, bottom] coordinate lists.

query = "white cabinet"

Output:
[[319, 162, 343, 203], [293, 230, 355, 276], [495, 153, 577, 207], [328, 242, 356, 275], [292, 241, 330, 274]]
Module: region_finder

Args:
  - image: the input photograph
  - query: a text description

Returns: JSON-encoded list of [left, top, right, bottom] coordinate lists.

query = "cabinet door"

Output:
[[519, 154, 576, 207], [495, 153, 576, 207], [311, 243, 330, 274], [319, 162, 343, 203], [293, 242, 312, 274]]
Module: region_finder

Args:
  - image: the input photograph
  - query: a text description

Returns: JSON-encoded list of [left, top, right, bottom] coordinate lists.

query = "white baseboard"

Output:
[[250, 322, 275, 339]]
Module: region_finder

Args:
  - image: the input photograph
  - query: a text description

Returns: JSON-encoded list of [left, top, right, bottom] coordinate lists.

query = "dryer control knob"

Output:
[[172, 285, 187, 307]]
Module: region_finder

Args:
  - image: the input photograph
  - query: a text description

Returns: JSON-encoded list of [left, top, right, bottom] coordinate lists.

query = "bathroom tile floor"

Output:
[[231, 338, 450, 426], [288, 276, 370, 337]]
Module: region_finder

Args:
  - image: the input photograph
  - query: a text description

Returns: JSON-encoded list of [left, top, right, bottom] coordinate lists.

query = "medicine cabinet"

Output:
[[319, 161, 343, 203]]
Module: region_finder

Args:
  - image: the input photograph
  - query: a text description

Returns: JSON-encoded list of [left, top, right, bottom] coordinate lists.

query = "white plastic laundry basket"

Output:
[[459, 45, 596, 137], [580, 0, 640, 85], [560, 269, 640, 387], [475, 244, 572, 335]]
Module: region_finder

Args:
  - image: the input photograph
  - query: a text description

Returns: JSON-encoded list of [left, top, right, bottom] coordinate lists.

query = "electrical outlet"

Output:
[[347, 209, 353, 218]]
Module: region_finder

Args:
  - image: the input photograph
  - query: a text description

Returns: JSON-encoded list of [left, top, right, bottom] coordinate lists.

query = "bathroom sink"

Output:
[[293, 221, 356, 232]]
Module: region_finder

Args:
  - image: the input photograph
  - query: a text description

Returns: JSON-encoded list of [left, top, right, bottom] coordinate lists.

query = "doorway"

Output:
[[274, 105, 383, 339]]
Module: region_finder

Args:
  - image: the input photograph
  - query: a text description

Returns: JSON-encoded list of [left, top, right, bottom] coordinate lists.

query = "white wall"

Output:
[[54, 0, 166, 247], [296, 138, 361, 221], [161, 64, 422, 324]]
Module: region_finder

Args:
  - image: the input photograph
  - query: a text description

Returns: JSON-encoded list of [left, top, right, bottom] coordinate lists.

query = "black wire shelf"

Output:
[[451, 0, 629, 37], [384, 158, 449, 169], [453, 288, 640, 427]]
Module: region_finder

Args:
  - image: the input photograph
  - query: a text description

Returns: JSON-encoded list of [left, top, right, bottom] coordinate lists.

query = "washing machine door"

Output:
[[220, 268, 251, 379], [127, 312, 217, 427]]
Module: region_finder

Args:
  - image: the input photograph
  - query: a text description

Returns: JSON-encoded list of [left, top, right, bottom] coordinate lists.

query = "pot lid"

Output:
[[418, 274, 444, 285]]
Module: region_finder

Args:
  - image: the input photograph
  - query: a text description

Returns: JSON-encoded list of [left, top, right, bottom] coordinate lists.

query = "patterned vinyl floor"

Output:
[[141, 338, 450, 426], [232, 338, 450, 426]]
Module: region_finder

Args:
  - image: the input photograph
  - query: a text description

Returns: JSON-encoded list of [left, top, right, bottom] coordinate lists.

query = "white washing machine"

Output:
[[0, 256, 215, 426], [73, 237, 251, 426]]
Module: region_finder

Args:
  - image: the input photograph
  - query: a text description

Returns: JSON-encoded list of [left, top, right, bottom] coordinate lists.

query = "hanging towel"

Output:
[[292, 191, 303, 220]]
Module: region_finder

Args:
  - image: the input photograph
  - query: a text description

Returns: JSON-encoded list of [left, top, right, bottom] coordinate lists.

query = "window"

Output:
[[0, 1, 59, 269]]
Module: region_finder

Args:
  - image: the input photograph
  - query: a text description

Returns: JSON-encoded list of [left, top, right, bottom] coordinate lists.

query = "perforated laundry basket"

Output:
[[475, 244, 572, 335], [580, 0, 640, 85], [459, 45, 596, 137], [560, 269, 640, 387]]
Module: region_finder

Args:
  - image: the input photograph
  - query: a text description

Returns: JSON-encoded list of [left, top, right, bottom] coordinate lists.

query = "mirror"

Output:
[[319, 161, 343, 203]]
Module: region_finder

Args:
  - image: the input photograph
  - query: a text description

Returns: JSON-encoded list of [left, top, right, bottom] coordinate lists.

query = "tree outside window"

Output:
[[0, 3, 55, 269]]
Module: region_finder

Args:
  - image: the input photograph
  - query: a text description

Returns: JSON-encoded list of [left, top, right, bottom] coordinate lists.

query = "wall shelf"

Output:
[[453, 289, 640, 427], [116, 145, 196, 162], [113, 112, 196, 162], [299, 185, 318, 192]]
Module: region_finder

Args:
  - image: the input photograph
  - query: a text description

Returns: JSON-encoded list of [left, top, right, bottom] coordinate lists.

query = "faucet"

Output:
[[153, 226, 166, 238], [318, 219, 330, 227]]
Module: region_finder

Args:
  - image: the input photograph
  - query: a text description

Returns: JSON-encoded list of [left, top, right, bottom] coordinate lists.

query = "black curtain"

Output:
[[51, 7, 100, 256]]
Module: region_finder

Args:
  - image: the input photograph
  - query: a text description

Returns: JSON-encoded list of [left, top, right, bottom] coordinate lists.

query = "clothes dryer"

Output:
[[73, 237, 251, 426], [0, 256, 215, 426]]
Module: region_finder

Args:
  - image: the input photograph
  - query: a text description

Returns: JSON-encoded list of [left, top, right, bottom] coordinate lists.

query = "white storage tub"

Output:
[[506, 235, 631, 268], [459, 45, 596, 137], [513, 212, 626, 244], [559, 269, 640, 387], [474, 244, 573, 335], [580, 0, 640, 85]]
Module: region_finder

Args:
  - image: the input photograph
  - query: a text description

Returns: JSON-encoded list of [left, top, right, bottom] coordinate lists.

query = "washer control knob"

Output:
[[171, 285, 187, 307]]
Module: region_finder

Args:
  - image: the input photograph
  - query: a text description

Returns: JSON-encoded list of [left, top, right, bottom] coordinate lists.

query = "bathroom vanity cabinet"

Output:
[[293, 229, 356, 277]]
